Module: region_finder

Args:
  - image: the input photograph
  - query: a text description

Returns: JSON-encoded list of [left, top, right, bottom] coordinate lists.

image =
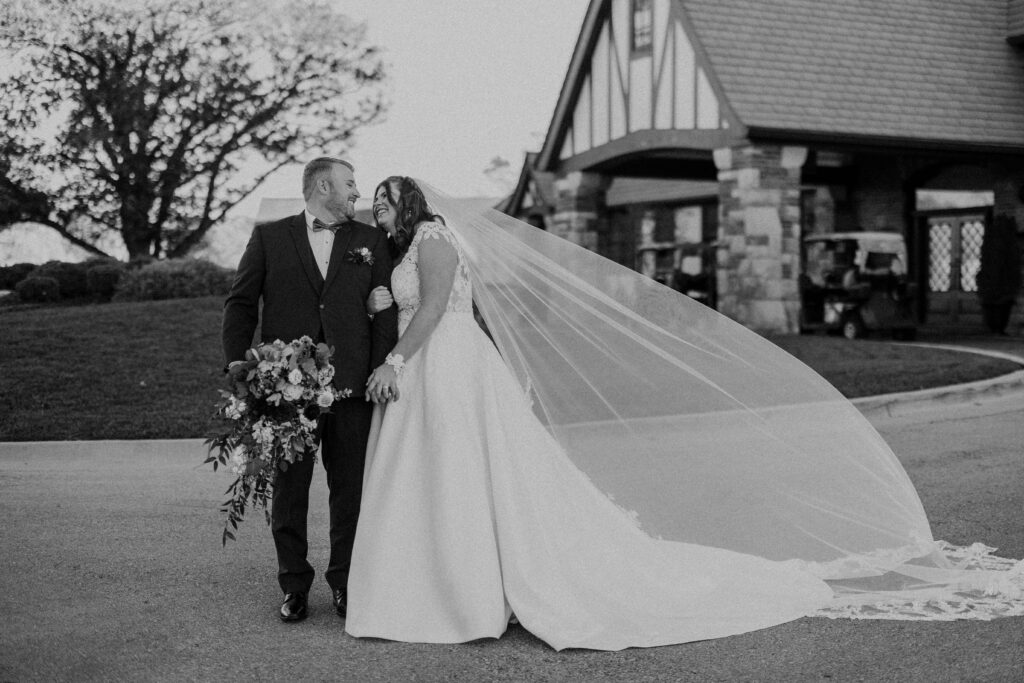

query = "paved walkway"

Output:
[[1, 336, 1022, 682]]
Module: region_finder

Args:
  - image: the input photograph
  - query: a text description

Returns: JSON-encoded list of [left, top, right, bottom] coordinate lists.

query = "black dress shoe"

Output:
[[332, 588, 347, 618], [279, 592, 308, 622]]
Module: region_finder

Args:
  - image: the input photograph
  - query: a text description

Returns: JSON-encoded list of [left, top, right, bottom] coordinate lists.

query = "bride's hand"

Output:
[[366, 364, 400, 403]]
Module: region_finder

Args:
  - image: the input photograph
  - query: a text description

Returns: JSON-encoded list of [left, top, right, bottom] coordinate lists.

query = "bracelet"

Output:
[[384, 353, 405, 377]]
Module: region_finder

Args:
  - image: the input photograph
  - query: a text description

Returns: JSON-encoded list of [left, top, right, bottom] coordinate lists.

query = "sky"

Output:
[[238, 0, 590, 215]]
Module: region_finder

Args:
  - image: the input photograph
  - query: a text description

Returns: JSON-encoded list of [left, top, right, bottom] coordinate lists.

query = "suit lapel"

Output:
[[287, 213, 325, 292], [323, 222, 356, 293]]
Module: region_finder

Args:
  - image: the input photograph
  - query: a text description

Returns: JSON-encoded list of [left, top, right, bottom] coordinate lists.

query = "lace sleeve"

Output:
[[415, 221, 455, 246]]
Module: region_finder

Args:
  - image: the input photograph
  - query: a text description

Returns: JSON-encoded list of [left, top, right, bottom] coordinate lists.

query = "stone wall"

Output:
[[714, 144, 804, 333], [550, 171, 607, 251]]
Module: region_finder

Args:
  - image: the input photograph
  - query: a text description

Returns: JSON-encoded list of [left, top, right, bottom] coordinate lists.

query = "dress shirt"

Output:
[[304, 208, 335, 279]]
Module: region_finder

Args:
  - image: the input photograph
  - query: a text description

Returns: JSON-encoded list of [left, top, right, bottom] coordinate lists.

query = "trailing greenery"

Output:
[[0, 296, 1020, 442]]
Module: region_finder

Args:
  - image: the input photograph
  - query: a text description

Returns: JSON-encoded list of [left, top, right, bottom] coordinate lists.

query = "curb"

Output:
[[852, 343, 1024, 418]]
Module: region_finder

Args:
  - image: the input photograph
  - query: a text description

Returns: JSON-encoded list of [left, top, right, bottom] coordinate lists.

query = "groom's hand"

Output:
[[366, 286, 394, 315]]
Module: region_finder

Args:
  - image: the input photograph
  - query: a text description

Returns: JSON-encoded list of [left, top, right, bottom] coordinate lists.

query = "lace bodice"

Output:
[[391, 221, 473, 334]]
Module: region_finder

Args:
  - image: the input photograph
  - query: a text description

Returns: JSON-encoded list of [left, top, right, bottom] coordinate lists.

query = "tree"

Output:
[[0, 0, 386, 259], [483, 155, 517, 195]]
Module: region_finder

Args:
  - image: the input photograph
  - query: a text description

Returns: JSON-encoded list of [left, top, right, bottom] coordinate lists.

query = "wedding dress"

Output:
[[345, 221, 832, 650], [346, 186, 1024, 651]]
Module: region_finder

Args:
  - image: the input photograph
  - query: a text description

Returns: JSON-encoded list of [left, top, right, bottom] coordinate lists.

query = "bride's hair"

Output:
[[375, 176, 444, 254]]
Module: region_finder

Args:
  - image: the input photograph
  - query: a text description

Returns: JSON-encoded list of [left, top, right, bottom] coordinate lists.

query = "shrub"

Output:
[[15, 276, 61, 303], [0, 262, 37, 290], [86, 262, 127, 300], [28, 260, 90, 299], [113, 258, 235, 302], [977, 215, 1021, 306]]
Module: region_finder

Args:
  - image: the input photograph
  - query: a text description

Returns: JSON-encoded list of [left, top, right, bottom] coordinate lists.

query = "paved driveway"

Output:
[[1, 393, 1022, 682]]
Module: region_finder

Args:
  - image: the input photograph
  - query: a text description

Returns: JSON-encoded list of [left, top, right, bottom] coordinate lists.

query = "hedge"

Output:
[[112, 258, 235, 301], [0, 263, 37, 290], [27, 261, 90, 299], [15, 276, 61, 303]]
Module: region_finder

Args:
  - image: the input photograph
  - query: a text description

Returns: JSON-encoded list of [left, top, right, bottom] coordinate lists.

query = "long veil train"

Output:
[[420, 181, 1023, 620]]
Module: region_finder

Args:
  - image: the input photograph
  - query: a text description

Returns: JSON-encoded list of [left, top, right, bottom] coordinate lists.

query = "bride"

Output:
[[345, 177, 1023, 651]]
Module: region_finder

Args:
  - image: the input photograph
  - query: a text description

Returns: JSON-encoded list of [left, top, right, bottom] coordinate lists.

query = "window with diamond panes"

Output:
[[959, 220, 985, 293], [928, 223, 952, 292], [632, 0, 653, 52]]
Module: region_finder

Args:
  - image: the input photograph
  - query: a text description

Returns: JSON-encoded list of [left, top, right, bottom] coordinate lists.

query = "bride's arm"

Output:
[[365, 230, 458, 402]]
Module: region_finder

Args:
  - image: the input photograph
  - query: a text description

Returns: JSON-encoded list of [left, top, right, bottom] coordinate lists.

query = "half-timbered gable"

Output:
[[555, 0, 733, 164]]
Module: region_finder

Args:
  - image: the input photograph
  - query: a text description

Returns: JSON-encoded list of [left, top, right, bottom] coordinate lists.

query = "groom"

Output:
[[222, 157, 398, 622]]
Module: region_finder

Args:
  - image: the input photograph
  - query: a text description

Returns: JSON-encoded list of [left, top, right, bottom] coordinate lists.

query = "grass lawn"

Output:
[[0, 296, 1020, 441]]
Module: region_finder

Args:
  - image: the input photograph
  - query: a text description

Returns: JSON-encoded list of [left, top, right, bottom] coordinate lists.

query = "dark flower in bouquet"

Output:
[[204, 336, 351, 545]]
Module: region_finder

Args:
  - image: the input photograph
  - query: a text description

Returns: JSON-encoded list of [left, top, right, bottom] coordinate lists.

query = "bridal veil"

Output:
[[419, 181, 1023, 620]]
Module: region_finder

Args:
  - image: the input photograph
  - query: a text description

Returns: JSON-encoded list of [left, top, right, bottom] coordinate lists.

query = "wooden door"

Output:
[[919, 211, 988, 328]]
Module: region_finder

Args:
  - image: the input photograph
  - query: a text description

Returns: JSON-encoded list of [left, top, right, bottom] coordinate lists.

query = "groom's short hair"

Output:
[[302, 157, 355, 200]]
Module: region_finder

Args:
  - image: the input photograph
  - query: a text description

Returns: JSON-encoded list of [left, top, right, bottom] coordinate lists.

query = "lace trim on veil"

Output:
[[812, 541, 1024, 620]]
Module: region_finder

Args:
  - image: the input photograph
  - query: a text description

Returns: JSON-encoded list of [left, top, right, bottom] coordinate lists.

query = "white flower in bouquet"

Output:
[[224, 396, 247, 420], [282, 383, 304, 402], [288, 369, 303, 385], [318, 367, 334, 384], [316, 390, 335, 409], [252, 420, 275, 447], [230, 447, 249, 475], [299, 413, 317, 430]]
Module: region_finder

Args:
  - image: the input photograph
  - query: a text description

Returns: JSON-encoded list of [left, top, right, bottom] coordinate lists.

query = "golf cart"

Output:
[[799, 232, 917, 340]]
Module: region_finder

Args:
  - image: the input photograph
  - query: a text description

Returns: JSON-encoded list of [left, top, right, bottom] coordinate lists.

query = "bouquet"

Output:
[[204, 336, 351, 545]]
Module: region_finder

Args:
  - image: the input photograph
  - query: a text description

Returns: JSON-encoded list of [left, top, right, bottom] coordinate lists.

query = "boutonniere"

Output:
[[345, 247, 375, 266]]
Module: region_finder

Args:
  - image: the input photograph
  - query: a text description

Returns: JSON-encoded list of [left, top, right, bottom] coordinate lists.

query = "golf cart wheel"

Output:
[[841, 315, 865, 340]]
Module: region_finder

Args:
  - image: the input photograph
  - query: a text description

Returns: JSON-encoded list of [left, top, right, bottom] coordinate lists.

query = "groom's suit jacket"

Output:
[[222, 213, 398, 397]]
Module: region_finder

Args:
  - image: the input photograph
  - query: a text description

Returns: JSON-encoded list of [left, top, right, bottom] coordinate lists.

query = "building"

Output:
[[503, 0, 1024, 333]]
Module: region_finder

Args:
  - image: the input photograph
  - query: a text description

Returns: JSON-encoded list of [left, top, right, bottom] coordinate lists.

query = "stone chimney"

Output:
[[1009, 0, 1024, 45]]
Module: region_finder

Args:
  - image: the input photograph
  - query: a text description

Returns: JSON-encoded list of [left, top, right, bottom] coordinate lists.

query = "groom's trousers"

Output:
[[270, 397, 373, 594]]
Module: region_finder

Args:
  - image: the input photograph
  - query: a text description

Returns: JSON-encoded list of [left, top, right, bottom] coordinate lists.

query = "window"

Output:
[[632, 0, 653, 52]]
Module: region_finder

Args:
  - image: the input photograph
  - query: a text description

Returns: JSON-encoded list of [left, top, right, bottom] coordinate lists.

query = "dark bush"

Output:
[[15, 276, 61, 303], [977, 215, 1022, 334], [28, 260, 90, 298], [112, 258, 235, 302], [977, 215, 1021, 305], [86, 262, 127, 300], [0, 262, 37, 290]]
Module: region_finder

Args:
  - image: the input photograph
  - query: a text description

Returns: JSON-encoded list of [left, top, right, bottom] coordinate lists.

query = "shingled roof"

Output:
[[683, 0, 1024, 149]]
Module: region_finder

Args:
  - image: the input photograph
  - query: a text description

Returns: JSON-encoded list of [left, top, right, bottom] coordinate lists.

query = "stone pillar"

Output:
[[550, 171, 608, 251], [714, 144, 805, 333]]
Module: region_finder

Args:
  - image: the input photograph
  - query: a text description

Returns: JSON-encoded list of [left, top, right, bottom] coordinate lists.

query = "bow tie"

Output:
[[312, 218, 346, 233]]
